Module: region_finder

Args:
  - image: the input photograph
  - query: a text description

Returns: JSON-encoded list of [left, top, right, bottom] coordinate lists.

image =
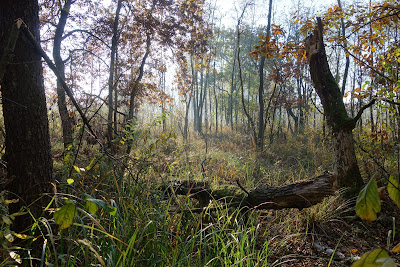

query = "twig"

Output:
[[20, 22, 99, 142], [338, 43, 394, 83], [379, 98, 400, 106], [236, 179, 250, 196], [201, 158, 207, 179], [352, 98, 376, 124]]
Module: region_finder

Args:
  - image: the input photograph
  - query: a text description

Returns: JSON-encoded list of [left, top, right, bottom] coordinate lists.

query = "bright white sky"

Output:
[[214, 0, 359, 27]]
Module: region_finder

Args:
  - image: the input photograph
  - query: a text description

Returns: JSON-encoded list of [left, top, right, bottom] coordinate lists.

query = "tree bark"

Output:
[[305, 18, 364, 192], [53, 0, 75, 149], [161, 172, 336, 210], [126, 32, 151, 155], [107, 0, 122, 148], [337, 0, 350, 95], [0, 0, 54, 232], [229, 48, 237, 131], [257, 0, 273, 152], [213, 61, 218, 134]]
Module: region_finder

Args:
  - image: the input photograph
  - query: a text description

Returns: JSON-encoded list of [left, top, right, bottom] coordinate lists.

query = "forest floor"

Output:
[[259, 196, 400, 266], [48, 127, 400, 266], [166, 131, 400, 266]]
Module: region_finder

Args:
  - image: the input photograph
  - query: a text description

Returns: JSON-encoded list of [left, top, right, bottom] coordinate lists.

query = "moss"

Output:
[[211, 184, 247, 202]]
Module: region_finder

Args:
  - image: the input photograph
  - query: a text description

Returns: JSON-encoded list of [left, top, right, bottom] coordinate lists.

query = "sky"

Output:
[[214, 0, 350, 27]]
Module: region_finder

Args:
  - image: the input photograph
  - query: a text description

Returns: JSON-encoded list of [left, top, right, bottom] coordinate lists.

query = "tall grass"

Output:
[[2, 127, 349, 266]]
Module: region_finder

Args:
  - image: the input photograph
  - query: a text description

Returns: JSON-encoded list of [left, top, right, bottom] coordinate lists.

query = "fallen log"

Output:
[[160, 172, 337, 210]]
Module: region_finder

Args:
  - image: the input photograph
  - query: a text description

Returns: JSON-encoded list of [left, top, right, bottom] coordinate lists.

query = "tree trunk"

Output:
[[184, 97, 191, 140], [107, 0, 122, 148], [213, 62, 218, 134], [305, 18, 364, 192], [0, 0, 54, 233], [296, 77, 304, 132], [126, 33, 151, 154], [337, 0, 350, 95], [332, 129, 362, 189], [53, 0, 74, 149], [229, 48, 236, 130], [161, 172, 336, 210], [161, 70, 166, 132], [114, 46, 119, 135], [257, 0, 273, 152], [257, 55, 265, 150]]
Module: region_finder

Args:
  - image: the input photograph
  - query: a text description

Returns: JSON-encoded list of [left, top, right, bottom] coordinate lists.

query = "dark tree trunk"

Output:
[[305, 18, 364, 192], [114, 46, 119, 135], [0, 0, 54, 232], [337, 0, 350, 95], [256, 0, 273, 152], [126, 32, 151, 155], [296, 77, 304, 132], [127, 34, 151, 125], [161, 172, 336, 211], [53, 0, 75, 149], [257, 55, 265, 150], [197, 71, 205, 133]]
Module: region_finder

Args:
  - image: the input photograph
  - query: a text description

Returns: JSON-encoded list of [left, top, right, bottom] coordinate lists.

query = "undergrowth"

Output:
[[2, 125, 397, 266]]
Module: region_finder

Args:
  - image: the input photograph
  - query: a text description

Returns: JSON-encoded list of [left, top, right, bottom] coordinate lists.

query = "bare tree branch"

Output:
[[20, 23, 99, 141], [352, 98, 376, 124], [62, 29, 111, 48]]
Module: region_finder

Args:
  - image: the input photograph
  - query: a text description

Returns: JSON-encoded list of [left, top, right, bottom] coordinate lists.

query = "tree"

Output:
[[175, 51, 193, 140], [0, 0, 54, 232], [240, 0, 274, 152], [305, 18, 374, 193], [107, 0, 122, 148], [53, 0, 75, 149]]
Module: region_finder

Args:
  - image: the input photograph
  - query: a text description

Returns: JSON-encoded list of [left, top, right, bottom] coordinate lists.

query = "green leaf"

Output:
[[356, 177, 381, 222], [387, 175, 400, 209], [67, 178, 74, 185], [376, 257, 397, 266], [73, 165, 81, 174], [84, 195, 116, 215], [54, 203, 76, 230], [351, 248, 396, 267], [108, 207, 117, 216], [9, 211, 27, 217], [84, 199, 99, 215], [2, 215, 12, 225], [85, 157, 97, 172]]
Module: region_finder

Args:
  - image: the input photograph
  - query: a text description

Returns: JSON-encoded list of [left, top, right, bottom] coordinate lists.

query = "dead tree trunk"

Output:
[[161, 172, 336, 210], [305, 18, 374, 193]]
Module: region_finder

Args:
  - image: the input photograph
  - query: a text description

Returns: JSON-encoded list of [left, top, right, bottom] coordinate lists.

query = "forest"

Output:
[[0, 0, 400, 265]]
